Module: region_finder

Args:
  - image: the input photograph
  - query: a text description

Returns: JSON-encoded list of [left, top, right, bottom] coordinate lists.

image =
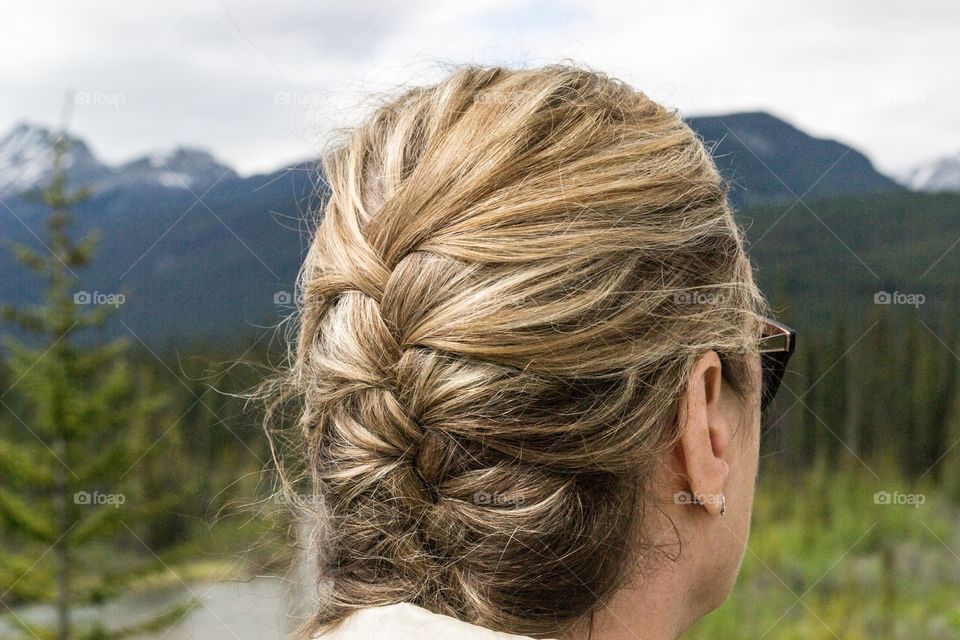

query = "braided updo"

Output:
[[273, 63, 766, 638]]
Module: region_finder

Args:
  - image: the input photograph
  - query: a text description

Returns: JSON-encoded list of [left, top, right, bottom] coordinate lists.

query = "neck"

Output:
[[559, 562, 694, 640]]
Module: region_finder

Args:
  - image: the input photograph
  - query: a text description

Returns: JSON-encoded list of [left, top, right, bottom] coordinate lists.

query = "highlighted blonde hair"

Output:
[[269, 63, 767, 638]]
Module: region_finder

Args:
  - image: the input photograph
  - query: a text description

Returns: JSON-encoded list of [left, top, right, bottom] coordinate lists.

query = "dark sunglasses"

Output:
[[758, 318, 796, 413]]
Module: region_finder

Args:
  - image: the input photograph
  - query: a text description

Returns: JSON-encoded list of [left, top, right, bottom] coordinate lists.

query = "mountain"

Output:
[[98, 148, 237, 191], [900, 153, 960, 192], [686, 112, 904, 207], [0, 124, 316, 349], [0, 114, 947, 350], [0, 122, 235, 197], [0, 123, 111, 195], [1, 113, 905, 211], [0, 159, 321, 349]]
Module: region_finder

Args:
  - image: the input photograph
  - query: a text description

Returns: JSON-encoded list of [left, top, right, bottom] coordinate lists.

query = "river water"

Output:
[[1, 577, 299, 639]]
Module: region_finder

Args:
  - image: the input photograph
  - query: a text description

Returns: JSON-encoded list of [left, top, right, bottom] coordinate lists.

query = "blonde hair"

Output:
[[268, 63, 767, 638]]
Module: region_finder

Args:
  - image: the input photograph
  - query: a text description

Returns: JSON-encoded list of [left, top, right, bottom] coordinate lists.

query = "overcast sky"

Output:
[[2, 0, 957, 176]]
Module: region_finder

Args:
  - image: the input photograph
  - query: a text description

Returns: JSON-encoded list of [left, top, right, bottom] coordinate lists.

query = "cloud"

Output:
[[1, 0, 956, 175]]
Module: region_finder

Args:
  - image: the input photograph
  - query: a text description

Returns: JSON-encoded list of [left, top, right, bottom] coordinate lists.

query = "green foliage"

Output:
[[0, 127, 956, 636], [762, 298, 960, 485], [0, 129, 200, 640], [684, 464, 960, 639]]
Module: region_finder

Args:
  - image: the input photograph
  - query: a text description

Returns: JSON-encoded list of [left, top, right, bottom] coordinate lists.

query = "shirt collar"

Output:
[[313, 602, 552, 640]]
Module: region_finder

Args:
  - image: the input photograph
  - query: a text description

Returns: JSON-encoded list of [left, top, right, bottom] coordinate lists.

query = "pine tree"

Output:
[[822, 317, 850, 457], [0, 128, 197, 640], [801, 346, 826, 465], [897, 316, 921, 474], [923, 287, 960, 479], [860, 307, 894, 460]]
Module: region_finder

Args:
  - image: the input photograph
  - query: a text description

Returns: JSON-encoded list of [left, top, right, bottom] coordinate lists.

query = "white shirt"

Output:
[[312, 602, 553, 640]]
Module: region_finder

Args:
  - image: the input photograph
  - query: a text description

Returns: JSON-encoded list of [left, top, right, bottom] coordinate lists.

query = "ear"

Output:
[[678, 351, 730, 515]]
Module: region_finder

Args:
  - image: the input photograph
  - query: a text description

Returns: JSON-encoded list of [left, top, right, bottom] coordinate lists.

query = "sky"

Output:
[[1, 0, 957, 177]]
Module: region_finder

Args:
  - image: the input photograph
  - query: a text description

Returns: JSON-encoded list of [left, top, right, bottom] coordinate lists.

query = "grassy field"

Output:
[[683, 460, 960, 639]]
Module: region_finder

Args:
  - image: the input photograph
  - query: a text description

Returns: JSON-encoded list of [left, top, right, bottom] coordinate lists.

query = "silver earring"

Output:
[[719, 494, 726, 516]]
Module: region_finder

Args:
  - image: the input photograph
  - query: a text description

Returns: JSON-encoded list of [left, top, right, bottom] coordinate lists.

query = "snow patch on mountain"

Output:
[[0, 123, 109, 195], [901, 154, 960, 192], [0, 122, 237, 196]]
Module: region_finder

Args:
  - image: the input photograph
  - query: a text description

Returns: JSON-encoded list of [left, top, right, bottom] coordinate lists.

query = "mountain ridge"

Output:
[[900, 152, 960, 192], [0, 112, 915, 204], [684, 111, 905, 206], [0, 113, 952, 349], [0, 122, 237, 196]]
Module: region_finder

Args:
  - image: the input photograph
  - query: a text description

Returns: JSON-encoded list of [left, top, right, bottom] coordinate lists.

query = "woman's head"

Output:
[[279, 63, 768, 638]]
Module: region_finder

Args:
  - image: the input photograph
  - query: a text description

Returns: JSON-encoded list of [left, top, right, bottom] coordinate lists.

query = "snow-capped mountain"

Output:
[[0, 122, 236, 196], [900, 153, 960, 192], [0, 112, 954, 348], [0, 123, 110, 195], [685, 112, 903, 206], [98, 148, 237, 191]]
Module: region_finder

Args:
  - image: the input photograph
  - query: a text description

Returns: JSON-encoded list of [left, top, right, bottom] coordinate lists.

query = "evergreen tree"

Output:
[[922, 288, 960, 479], [897, 316, 920, 474], [821, 317, 850, 456], [801, 347, 826, 465], [0, 128, 197, 640]]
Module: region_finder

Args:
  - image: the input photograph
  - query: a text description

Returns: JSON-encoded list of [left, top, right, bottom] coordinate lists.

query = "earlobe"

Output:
[[677, 351, 731, 516]]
